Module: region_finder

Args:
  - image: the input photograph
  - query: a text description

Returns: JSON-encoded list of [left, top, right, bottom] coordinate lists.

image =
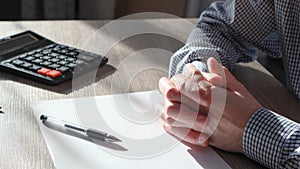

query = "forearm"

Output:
[[169, 0, 276, 78], [243, 108, 300, 169]]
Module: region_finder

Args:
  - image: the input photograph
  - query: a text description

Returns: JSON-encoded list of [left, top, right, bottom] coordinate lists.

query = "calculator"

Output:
[[0, 31, 108, 85]]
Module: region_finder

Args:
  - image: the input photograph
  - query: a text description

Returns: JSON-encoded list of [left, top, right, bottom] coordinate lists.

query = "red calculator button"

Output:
[[37, 68, 51, 75], [46, 70, 61, 78]]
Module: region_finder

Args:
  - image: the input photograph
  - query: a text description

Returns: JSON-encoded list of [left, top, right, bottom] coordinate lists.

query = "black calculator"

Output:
[[0, 31, 108, 85]]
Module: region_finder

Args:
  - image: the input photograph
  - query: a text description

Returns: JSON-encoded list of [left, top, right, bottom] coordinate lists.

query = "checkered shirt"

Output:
[[169, 0, 300, 168], [244, 109, 300, 168]]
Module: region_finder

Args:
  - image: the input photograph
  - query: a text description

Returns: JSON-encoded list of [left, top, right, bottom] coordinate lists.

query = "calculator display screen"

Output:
[[0, 33, 38, 55]]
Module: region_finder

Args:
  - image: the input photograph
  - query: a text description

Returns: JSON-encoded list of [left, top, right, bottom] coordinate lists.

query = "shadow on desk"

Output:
[[233, 63, 300, 123], [0, 64, 116, 94], [174, 139, 265, 169], [187, 146, 266, 169]]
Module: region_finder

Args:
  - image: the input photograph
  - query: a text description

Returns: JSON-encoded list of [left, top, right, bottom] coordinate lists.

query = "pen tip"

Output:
[[108, 135, 122, 142], [40, 115, 48, 121]]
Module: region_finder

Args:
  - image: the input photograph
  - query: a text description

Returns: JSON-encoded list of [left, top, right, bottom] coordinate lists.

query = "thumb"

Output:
[[206, 57, 243, 91]]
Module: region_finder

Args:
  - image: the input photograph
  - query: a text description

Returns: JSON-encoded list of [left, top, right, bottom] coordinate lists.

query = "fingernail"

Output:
[[163, 124, 171, 131]]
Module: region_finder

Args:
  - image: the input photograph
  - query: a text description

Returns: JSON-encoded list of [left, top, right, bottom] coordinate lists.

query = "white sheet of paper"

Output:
[[32, 91, 231, 169]]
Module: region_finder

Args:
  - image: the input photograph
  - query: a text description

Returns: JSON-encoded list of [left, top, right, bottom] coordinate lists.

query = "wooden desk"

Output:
[[0, 19, 299, 169]]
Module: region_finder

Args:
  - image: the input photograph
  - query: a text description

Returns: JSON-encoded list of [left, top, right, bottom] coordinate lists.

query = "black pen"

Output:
[[40, 115, 121, 143]]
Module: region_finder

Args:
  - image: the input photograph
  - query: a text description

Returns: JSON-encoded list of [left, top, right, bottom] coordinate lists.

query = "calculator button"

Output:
[[59, 49, 68, 54], [32, 59, 43, 64], [41, 56, 51, 60], [58, 60, 68, 65], [12, 60, 24, 66], [47, 44, 55, 48], [21, 62, 33, 69], [35, 49, 42, 53], [67, 63, 76, 68], [38, 68, 51, 75], [68, 47, 75, 51], [27, 51, 35, 55], [50, 58, 60, 62], [67, 52, 78, 57], [30, 65, 42, 71], [40, 61, 52, 66], [46, 70, 61, 78], [50, 53, 59, 57], [24, 56, 35, 61], [58, 45, 67, 49], [34, 53, 43, 58], [42, 50, 51, 55], [66, 57, 76, 62], [52, 48, 59, 52], [18, 54, 28, 60], [49, 64, 61, 69], [75, 59, 85, 65], [58, 55, 67, 60], [22, 62, 32, 66], [57, 66, 70, 72]]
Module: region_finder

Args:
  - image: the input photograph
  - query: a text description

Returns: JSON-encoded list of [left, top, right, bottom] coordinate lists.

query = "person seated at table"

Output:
[[158, 1, 300, 168]]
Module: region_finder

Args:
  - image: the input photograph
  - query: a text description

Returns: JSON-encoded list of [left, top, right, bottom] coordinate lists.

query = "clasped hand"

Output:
[[158, 57, 262, 153]]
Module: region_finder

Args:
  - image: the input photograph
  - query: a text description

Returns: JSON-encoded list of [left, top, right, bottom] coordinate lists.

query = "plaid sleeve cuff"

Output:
[[243, 108, 300, 168]]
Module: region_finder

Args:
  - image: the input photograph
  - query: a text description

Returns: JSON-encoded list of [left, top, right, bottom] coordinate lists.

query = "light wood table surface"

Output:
[[0, 19, 299, 169]]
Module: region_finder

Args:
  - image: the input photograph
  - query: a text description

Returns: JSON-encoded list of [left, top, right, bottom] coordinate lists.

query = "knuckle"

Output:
[[160, 112, 167, 121], [198, 81, 212, 92], [165, 104, 176, 116], [171, 75, 187, 90], [166, 117, 175, 125], [187, 68, 198, 76], [192, 72, 204, 82], [185, 80, 199, 93], [165, 87, 178, 99], [183, 65, 204, 82]]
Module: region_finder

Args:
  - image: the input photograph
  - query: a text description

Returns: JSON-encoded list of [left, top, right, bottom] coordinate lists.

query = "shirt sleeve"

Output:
[[169, 0, 278, 78], [243, 108, 300, 169]]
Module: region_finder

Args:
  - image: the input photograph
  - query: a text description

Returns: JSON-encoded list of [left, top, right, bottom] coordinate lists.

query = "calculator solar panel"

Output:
[[0, 31, 108, 85]]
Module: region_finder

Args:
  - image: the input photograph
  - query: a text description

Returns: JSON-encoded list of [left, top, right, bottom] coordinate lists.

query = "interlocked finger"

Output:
[[163, 124, 209, 146], [182, 63, 205, 83], [162, 102, 207, 132], [171, 75, 212, 107]]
